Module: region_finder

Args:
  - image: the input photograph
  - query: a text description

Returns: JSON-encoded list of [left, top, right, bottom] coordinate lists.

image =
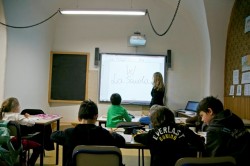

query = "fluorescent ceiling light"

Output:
[[60, 9, 146, 16]]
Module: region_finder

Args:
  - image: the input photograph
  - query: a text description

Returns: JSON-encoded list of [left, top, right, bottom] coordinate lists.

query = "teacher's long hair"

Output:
[[153, 72, 165, 91]]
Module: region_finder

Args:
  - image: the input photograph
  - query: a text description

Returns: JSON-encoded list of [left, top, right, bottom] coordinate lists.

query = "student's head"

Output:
[[150, 105, 175, 128], [149, 104, 161, 115], [197, 96, 224, 125], [153, 72, 164, 90], [78, 100, 98, 120], [110, 93, 121, 105], [0, 97, 20, 120]]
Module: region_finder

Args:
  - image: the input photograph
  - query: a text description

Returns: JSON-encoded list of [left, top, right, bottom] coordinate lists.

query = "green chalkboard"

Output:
[[48, 52, 89, 103]]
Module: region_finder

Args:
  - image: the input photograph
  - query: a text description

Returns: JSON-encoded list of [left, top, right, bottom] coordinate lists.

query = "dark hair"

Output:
[[78, 100, 98, 120], [197, 96, 224, 114], [110, 93, 122, 105], [150, 106, 175, 128]]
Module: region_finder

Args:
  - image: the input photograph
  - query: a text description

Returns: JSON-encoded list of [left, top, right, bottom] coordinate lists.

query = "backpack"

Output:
[[0, 120, 22, 166]]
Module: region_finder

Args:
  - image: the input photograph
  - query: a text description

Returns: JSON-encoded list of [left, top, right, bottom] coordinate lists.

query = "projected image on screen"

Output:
[[99, 53, 166, 105]]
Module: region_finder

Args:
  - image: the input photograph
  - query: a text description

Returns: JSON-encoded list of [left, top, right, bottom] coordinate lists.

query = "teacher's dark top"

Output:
[[150, 87, 165, 107]]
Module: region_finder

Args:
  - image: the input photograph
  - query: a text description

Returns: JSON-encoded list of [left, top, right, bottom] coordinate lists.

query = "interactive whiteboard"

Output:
[[99, 53, 166, 105]]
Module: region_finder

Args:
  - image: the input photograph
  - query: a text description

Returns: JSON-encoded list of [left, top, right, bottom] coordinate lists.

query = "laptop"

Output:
[[177, 101, 199, 116]]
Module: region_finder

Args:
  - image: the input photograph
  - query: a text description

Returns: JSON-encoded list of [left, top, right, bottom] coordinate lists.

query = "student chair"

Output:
[[0, 121, 23, 166], [174, 156, 236, 166], [72, 145, 124, 166], [8, 120, 43, 166], [21, 109, 44, 115]]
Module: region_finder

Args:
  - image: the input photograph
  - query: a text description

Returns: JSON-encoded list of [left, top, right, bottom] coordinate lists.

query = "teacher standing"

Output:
[[150, 72, 165, 107]]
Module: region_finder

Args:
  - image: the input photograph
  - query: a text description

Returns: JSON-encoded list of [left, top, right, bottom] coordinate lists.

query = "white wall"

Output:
[[1, 0, 234, 122], [0, 0, 6, 101], [204, 0, 235, 100]]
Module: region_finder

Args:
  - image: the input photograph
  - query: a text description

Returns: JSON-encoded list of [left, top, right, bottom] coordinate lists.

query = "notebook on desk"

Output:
[[177, 101, 199, 116]]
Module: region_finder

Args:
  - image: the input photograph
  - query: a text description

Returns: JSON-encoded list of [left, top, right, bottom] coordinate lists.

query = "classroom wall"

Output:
[[0, 0, 6, 101], [1, 0, 234, 122], [224, 0, 250, 119], [204, 0, 235, 97]]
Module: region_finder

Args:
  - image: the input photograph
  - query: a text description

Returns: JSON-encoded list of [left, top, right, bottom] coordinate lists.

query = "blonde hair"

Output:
[[149, 104, 161, 114], [153, 72, 165, 91], [0, 97, 20, 120]]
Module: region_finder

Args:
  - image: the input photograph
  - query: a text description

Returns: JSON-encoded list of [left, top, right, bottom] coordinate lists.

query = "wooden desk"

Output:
[[242, 119, 250, 129], [33, 114, 62, 166], [97, 115, 188, 126], [176, 111, 196, 118], [116, 129, 148, 166]]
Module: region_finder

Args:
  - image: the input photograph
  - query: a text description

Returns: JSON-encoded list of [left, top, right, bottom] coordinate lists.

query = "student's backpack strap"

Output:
[[0, 121, 10, 145]]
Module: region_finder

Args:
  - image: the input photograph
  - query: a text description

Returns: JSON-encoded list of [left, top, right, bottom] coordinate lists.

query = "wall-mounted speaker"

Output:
[[94, 47, 100, 66], [167, 49, 171, 68]]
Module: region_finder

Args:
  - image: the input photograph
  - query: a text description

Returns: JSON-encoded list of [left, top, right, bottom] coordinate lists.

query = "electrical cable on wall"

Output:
[[0, 9, 60, 28], [146, 0, 181, 36], [0, 0, 181, 37]]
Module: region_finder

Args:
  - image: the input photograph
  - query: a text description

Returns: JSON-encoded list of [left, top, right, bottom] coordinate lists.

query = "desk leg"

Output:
[[142, 149, 144, 166], [138, 149, 141, 166], [40, 125, 45, 166], [56, 119, 60, 165]]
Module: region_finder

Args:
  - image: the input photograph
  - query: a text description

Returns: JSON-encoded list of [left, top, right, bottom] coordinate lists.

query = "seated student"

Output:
[[106, 93, 132, 128], [197, 96, 250, 166], [139, 105, 176, 129], [0, 97, 42, 166], [139, 105, 161, 128], [50, 99, 125, 166], [133, 105, 205, 166]]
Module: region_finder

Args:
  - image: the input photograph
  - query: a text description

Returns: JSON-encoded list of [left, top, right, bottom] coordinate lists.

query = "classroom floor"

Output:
[[35, 145, 151, 166]]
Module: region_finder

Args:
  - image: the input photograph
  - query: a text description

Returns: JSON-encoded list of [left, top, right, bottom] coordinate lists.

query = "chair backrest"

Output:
[[21, 109, 44, 115], [175, 156, 236, 166], [72, 145, 123, 166]]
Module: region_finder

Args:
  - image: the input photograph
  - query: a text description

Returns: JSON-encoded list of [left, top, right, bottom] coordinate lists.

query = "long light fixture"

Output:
[[60, 9, 146, 16]]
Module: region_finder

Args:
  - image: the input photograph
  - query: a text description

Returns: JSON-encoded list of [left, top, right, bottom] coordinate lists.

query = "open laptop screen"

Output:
[[185, 101, 199, 112]]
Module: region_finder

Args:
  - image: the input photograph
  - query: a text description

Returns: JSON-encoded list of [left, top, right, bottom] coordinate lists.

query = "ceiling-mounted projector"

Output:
[[128, 32, 146, 46]]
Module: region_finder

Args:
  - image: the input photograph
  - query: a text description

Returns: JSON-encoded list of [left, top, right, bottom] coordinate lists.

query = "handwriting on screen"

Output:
[[99, 53, 166, 105], [111, 66, 151, 85]]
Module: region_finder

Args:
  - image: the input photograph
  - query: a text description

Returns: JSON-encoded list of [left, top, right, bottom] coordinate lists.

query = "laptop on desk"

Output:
[[177, 101, 199, 116]]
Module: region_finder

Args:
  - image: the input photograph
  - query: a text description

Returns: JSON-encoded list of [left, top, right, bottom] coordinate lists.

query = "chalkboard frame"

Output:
[[48, 51, 89, 104]]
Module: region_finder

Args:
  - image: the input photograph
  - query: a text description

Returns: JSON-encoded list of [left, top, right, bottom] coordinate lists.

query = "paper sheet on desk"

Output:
[[33, 114, 60, 120], [175, 117, 187, 124], [116, 131, 133, 143]]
